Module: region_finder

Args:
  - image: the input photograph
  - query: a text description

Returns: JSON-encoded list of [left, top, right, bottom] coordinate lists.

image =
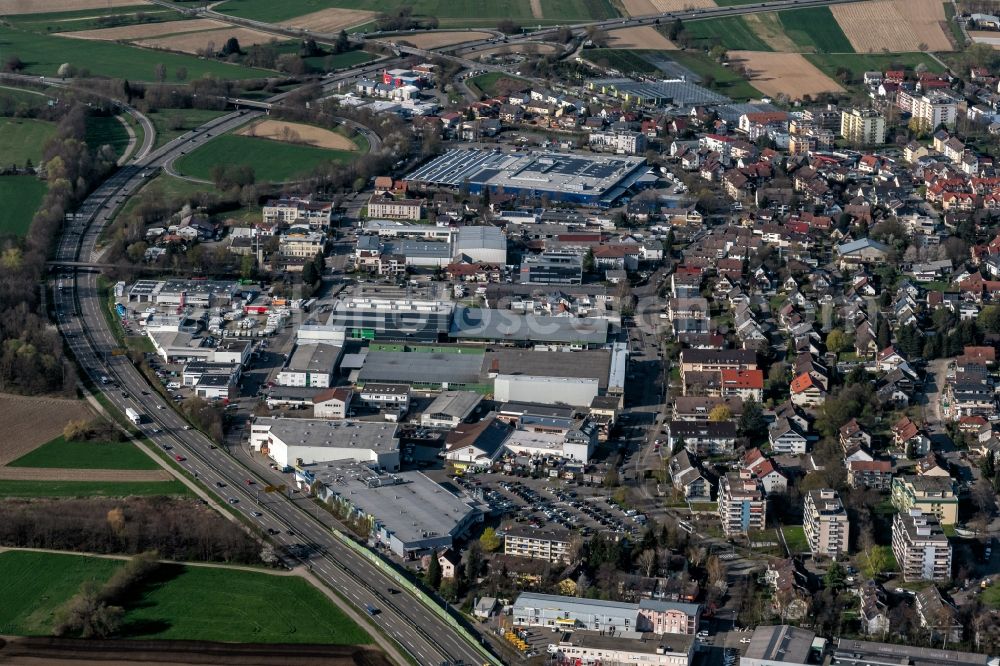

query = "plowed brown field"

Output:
[[0, 394, 93, 466], [730, 50, 845, 99], [832, 0, 952, 53]]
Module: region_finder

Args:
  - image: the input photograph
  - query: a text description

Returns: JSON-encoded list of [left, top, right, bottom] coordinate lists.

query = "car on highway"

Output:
[[245, 479, 254, 485], [215, 481, 226, 488], [250, 511, 262, 517], [161, 444, 172, 450], [267, 528, 280, 535], [228, 498, 239, 504], [174, 455, 185, 462]]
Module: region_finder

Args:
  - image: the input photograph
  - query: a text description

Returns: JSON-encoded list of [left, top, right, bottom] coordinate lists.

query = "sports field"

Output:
[[778, 7, 854, 53], [214, 0, 618, 26], [173, 133, 362, 183], [0, 24, 273, 81], [85, 115, 131, 159], [0, 550, 372, 644], [8, 436, 159, 470], [0, 176, 46, 237], [0, 117, 57, 165]]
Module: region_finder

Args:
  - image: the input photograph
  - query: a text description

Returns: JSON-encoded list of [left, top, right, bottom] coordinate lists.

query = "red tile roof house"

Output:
[[720, 369, 764, 401]]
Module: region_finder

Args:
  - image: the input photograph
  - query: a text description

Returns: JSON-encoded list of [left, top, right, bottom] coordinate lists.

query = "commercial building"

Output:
[[454, 226, 507, 264], [587, 130, 646, 155], [406, 148, 649, 206], [312, 387, 353, 419], [279, 230, 325, 258], [262, 197, 332, 228], [193, 372, 237, 401], [503, 525, 573, 563], [513, 592, 701, 635], [420, 390, 483, 428], [892, 509, 952, 582], [718, 470, 766, 536], [891, 475, 958, 525], [299, 461, 481, 559], [357, 383, 410, 411], [504, 417, 598, 463], [328, 297, 454, 343], [741, 625, 816, 666], [444, 414, 513, 471], [840, 108, 886, 145], [450, 307, 609, 346], [249, 417, 400, 471], [551, 631, 695, 666], [358, 349, 486, 390], [495, 375, 600, 409], [803, 489, 850, 557], [588, 77, 729, 107], [275, 343, 343, 388], [519, 251, 584, 285], [831, 637, 993, 666], [127, 279, 242, 309]]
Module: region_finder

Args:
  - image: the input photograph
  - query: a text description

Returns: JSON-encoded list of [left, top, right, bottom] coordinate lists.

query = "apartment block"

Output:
[[892, 509, 952, 582], [891, 475, 958, 525], [367, 196, 424, 220], [718, 470, 766, 536], [840, 108, 886, 145], [803, 489, 850, 557], [504, 525, 572, 563]]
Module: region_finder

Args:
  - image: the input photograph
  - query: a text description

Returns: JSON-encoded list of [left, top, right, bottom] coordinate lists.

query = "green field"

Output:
[[585, 49, 660, 74], [9, 436, 159, 470], [304, 49, 378, 73], [8, 5, 187, 34], [467, 71, 532, 96], [0, 551, 372, 644], [667, 51, 762, 100], [684, 16, 773, 51], [0, 117, 57, 165], [0, 176, 46, 237], [0, 24, 274, 81], [214, 0, 618, 26], [0, 551, 123, 635], [0, 480, 190, 499], [121, 565, 372, 643], [779, 7, 854, 53], [714, 0, 768, 4], [85, 115, 131, 159], [806, 52, 945, 84], [174, 132, 362, 183], [147, 108, 229, 150], [782, 525, 808, 553]]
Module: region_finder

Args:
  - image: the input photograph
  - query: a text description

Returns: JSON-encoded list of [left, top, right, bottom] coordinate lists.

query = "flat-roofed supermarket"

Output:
[[406, 148, 648, 205]]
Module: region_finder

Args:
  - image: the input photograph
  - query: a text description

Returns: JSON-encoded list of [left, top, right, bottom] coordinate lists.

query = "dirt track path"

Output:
[[0, 468, 172, 482], [530, 0, 544, 19]]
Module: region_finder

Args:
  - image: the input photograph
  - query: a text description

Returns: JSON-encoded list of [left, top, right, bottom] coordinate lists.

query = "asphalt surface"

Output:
[[52, 118, 496, 666]]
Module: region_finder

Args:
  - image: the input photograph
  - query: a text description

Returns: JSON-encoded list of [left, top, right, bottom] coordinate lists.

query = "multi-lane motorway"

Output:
[[52, 110, 495, 666]]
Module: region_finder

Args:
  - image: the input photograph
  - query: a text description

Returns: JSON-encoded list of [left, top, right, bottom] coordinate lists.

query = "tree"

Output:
[[709, 405, 732, 422], [824, 561, 847, 590], [154, 63, 167, 83], [583, 247, 595, 273], [302, 261, 319, 287], [709, 45, 727, 62], [3, 54, 24, 72], [175, 66, 187, 82], [240, 254, 256, 280], [860, 544, 891, 579], [221, 36, 242, 56], [497, 19, 521, 34], [876, 318, 891, 351], [57, 63, 76, 78], [425, 553, 442, 589], [638, 548, 658, 577], [826, 328, 848, 354], [668, 18, 683, 41], [479, 527, 501, 552], [978, 305, 1000, 334], [738, 398, 765, 439]]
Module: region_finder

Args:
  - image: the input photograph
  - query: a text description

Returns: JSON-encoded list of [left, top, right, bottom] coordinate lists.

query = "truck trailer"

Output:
[[126, 407, 142, 425]]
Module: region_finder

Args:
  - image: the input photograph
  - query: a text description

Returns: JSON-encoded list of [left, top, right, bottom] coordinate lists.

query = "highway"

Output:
[[52, 110, 495, 666]]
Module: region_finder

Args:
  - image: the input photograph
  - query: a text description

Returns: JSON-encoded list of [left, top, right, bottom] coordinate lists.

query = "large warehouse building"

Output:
[[249, 417, 401, 470], [327, 298, 454, 342], [406, 148, 649, 206]]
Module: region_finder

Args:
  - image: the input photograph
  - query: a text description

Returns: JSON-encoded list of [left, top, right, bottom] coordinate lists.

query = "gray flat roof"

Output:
[[256, 417, 398, 451], [451, 307, 608, 344], [744, 625, 815, 662], [358, 350, 485, 386], [456, 226, 506, 251], [286, 343, 341, 373], [832, 638, 991, 666], [424, 390, 482, 419], [564, 630, 695, 656], [310, 461, 478, 545], [488, 348, 611, 388], [407, 148, 646, 196]]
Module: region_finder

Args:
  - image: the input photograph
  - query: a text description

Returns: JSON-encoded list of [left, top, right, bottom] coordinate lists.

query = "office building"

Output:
[[249, 417, 400, 471], [892, 509, 952, 582], [520, 251, 583, 285], [803, 489, 850, 557], [551, 631, 695, 666], [513, 592, 701, 636], [328, 297, 454, 343], [275, 343, 342, 388], [718, 470, 766, 536]]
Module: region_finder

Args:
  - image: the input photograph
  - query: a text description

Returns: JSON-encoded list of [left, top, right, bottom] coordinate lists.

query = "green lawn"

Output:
[[304, 49, 377, 73], [684, 16, 773, 51], [782, 525, 809, 553], [667, 51, 762, 100], [7, 5, 185, 34], [9, 436, 159, 470], [121, 565, 372, 644], [0, 117, 57, 165], [0, 24, 273, 81], [0, 85, 56, 110], [174, 133, 362, 183], [0, 551, 123, 636], [983, 584, 1000, 609], [0, 551, 372, 644], [0, 176, 46, 237], [215, 0, 618, 26], [467, 71, 532, 96], [779, 7, 854, 53], [0, 480, 190, 498], [85, 115, 131, 159], [806, 52, 944, 85], [147, 108, 229, 150]]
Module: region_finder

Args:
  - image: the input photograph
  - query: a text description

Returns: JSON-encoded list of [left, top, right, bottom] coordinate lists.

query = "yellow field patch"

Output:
[[401, 31, 494, 49], [237, 120, 360, 151], [0, 0, 147, 14], [730, 50, 845, 99], [135, 27, 280, 55], [831, 0, 951, 53], [279, 7, 377, 33], [60, 18, 227, 42], [743, 12, 800, 52]]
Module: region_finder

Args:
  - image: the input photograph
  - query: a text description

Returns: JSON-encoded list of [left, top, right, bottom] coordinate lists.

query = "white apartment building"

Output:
[[911, 92, 958, 131], [367, 196, 424, 220], [587, 130, 646, 155], [718, 470, 766, 536], [504, 525, 572, 563], [804, 489, 850, 557], [840, 108, 886, 145], [892, 509, 952, 582], [279, 230, 325, 258], [262, 197, 332, 228]]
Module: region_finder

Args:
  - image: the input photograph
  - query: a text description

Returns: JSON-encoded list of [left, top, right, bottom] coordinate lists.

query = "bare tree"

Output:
[[638, 549, 658, 578]]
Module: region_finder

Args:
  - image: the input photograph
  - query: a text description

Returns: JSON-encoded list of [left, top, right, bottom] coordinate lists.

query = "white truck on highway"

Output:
[[126, 407, 142, 425]]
